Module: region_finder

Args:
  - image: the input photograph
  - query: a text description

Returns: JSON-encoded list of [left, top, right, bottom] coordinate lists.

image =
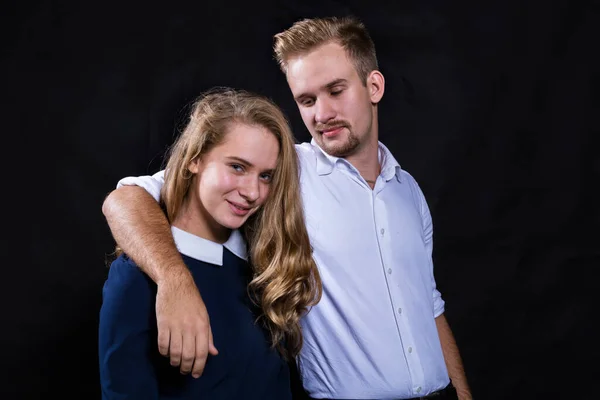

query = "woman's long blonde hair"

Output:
[[161, 87, 322, 359]]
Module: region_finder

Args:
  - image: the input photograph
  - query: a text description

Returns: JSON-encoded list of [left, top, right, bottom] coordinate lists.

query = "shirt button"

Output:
[[380, 228, 385, 235], [408, 347, 413, 353], [397, 307, 402, 314], [416, 387, 422, 393], [387, 268, 392, 274]]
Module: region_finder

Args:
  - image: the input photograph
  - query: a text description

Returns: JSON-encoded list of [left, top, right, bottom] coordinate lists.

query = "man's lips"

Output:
[[319, 126, 345, 137]]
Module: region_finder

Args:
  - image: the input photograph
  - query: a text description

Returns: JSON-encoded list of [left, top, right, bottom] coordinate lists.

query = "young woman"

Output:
[[98, 88, 322, 399]]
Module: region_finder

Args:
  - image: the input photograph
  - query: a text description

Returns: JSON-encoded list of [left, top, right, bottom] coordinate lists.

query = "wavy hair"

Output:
[[161, 87, 322, 359]]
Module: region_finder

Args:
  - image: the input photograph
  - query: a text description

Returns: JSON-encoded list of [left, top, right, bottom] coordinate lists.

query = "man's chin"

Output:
[[321, 142, 353, 158]]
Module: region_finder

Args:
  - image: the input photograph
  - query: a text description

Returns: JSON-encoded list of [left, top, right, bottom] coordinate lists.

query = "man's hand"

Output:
[[102, 187, 218, 376], [156, 275, 218, 378]]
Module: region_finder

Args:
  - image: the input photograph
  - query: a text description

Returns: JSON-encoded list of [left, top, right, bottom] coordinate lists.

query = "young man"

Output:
[[102, 16, 472, 400]]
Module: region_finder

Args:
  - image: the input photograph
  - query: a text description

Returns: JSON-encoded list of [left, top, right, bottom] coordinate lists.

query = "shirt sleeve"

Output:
[[98, 255, 159, 399], [414, 180, 446, 318], [117, 170, 165, 202]]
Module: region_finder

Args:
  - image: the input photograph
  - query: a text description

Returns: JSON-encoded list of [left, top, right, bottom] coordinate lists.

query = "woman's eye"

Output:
[[231, 164, 244, 172], [260, 173, 273, 183]]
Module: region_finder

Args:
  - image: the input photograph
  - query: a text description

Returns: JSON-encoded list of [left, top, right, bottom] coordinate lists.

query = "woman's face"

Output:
[[188, 122, 280, 239]]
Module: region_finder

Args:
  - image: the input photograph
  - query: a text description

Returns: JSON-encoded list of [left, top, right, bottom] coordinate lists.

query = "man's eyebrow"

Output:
[[294, 92, 311, 102], [325, 78, 348, 89], [294, 78, 349, 102]]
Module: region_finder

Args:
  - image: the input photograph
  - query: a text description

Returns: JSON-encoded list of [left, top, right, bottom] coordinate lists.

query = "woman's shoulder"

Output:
[[108, 253, 139, 272], [104, 253, 153, 292]]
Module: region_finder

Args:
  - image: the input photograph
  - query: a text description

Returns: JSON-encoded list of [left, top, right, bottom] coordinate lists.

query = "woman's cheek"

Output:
[[217, 170, 237, 190], [258, 184, 271, 206]]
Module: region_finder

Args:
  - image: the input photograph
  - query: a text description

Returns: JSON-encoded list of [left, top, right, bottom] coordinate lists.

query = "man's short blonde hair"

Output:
[[273, 16, 379, 84]]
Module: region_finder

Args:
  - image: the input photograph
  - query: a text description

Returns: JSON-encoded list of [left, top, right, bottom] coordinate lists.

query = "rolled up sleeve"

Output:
[[117, 170, 165, 202]]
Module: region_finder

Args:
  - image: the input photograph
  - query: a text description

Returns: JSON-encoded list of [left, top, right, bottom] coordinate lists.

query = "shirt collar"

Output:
[[171, 226, 247, 265], [378, 141, 403, 182], [311, 138, 402, 182]]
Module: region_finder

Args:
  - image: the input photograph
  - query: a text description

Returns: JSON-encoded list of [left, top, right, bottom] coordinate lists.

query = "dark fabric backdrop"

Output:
[[4, 0, 598, 398]]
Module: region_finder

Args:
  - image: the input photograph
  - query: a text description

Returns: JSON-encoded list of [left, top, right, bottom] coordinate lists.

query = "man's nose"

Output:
[[315, 98, 336, 124]]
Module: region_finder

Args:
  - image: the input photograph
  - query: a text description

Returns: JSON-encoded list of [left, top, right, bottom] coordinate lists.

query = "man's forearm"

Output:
[[435, 313, 472, 399], [102, 186, 189, 284], [102, 184, 217, 376]]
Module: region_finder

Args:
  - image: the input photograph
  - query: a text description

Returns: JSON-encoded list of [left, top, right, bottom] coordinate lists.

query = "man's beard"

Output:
[[315, 120, 361, 158], [319, 129, 361, 158]]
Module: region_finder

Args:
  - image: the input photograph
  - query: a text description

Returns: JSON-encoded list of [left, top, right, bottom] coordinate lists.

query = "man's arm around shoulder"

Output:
[[102, 186, 183, 284], [102, 185, 218, 378]]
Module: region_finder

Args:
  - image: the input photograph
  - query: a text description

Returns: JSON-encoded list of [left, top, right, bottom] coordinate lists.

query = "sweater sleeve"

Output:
[[98, 255, 159, 400]]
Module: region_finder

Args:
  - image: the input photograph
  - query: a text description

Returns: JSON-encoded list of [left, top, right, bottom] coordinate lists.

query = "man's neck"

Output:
[[344, 139, 381, 185]]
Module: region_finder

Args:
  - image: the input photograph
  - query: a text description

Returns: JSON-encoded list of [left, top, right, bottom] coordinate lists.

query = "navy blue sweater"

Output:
[[99, 248, 291, 399]]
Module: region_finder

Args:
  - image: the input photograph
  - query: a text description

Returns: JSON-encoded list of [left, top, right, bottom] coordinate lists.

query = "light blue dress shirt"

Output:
[[295, 141, 449, 399], [117, 140, 450, 399]]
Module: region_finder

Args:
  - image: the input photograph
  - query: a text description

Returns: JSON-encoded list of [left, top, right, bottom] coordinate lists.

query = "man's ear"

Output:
[[368, 70, 385, 104]]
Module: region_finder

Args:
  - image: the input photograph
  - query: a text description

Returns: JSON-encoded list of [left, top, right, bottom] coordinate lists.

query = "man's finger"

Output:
[[208, 325, 219, 356], [179, 333, 196, 375], [169, 332, 183, 367], [191, 334, 209, 378], [157, 326, 170, 357]]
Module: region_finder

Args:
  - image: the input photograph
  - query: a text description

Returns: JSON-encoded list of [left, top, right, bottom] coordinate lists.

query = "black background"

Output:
[[4, 0, 599, 398]]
